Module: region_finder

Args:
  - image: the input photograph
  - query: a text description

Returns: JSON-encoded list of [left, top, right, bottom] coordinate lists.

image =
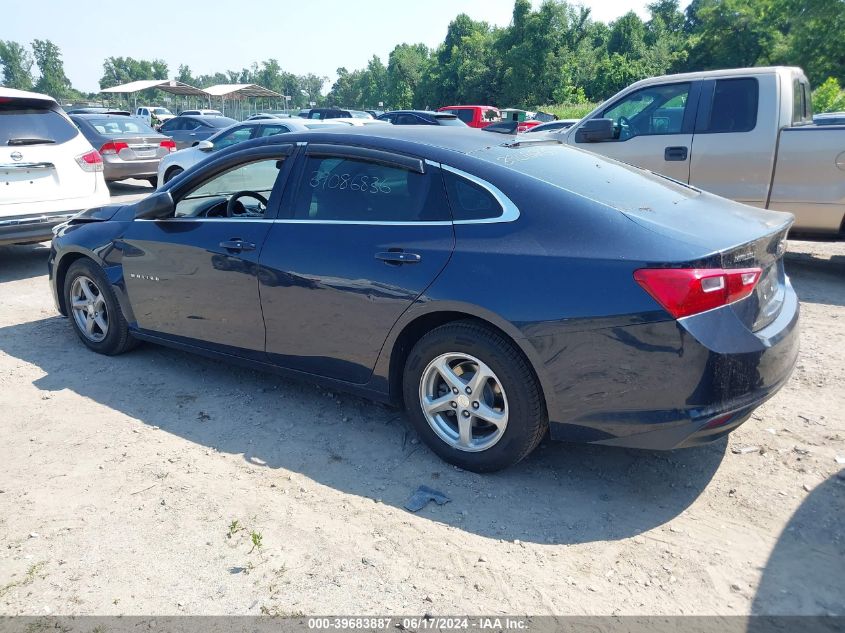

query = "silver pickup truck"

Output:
[[558, 66, 845, 236]]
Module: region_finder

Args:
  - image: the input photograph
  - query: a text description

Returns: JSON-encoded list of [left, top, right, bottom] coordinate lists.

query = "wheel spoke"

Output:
[[85, 315, 96, 334], [423, 393, 454, 416], [433, 358, 466, 394], [466, 361, 493, 397], [79, 279, 96, 302], [94, 314, 108, 334], [94, 295, 106, 311], [71, 299, 88, 310], [457, 414, 473, 447], [474, 403, 507, 429]]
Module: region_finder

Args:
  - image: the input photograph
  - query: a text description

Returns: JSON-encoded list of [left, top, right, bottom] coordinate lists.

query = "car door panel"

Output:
[[259, 148, 455, 384]]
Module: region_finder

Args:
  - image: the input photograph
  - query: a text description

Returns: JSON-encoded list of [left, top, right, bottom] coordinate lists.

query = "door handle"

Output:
[[664, 146, 688, 161], [375, 251, 421, 265], [219, 239, 255, 252]]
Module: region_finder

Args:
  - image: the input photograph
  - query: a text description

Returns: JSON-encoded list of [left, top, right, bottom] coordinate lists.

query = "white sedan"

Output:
[[157, 118, 345, 185]]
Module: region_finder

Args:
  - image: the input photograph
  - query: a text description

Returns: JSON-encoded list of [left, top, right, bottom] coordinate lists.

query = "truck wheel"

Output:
[[402, 320, 547, 472]]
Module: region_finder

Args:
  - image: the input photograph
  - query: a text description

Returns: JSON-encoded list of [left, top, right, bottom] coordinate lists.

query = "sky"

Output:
[[2, 0, 672, 94]]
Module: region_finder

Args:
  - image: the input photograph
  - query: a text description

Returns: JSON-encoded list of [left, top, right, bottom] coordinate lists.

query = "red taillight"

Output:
[[634, 267, 762, 319], [99, 141, 128, 155], [75, 150, 104, 172], [160, 138, 176, 152]]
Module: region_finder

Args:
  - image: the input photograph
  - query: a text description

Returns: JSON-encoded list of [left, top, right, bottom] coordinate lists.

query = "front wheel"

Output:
[[402, 320, 547, 472], [64, 259, 137, 355]]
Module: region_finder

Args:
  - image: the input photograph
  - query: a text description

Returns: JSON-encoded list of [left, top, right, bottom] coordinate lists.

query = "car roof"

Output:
[[0, 87, 57, 103]]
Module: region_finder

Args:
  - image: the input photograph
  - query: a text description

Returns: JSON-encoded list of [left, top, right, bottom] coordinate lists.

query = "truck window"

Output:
[[700, 78, 758, 134], [601, 82, 690, 140], [792, 79, 813, 124]]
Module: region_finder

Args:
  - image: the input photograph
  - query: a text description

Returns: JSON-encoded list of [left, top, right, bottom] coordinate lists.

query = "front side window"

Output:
[[602, 82, 690, 140], [174, 158, 283, 218], [293, 155, 449, 222], [212, 126, 254, 150], [443, 170, 503, 221]]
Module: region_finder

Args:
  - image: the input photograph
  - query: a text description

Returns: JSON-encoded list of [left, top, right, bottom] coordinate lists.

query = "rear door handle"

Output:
[[664, 146, 688, 161], [375, 251, 421, 265], [219, 239, 255, 252]]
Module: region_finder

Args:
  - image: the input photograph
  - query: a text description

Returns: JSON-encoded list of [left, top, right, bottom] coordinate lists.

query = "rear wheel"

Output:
[[164, 167, 183, 184], [402, 320, 547, 472], [64, 259, 137, 355]]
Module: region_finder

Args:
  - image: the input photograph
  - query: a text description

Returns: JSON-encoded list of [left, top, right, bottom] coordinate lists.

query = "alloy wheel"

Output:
[[70, 275, 109, 343]]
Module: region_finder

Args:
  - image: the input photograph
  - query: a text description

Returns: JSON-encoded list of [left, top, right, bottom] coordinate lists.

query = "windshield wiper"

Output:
[[7, 137, 56, 146]]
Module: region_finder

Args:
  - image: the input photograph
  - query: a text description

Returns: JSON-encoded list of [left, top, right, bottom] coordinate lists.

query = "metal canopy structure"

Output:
[[203, 84, 282, 99], [100, 79, 208, 97]]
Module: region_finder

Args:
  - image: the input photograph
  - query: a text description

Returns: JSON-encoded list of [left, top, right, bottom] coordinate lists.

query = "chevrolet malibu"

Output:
[[48, 127, 799, 472]]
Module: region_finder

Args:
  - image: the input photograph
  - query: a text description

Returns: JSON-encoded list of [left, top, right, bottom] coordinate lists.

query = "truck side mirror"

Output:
[[575, 118, 614, 143]]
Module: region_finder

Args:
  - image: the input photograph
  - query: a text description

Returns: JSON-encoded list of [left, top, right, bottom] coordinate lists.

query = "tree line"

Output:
[[2, 0, 844, 113]]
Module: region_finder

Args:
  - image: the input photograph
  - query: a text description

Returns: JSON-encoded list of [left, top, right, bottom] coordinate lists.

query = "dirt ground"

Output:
[[0, 197, 843, 616]]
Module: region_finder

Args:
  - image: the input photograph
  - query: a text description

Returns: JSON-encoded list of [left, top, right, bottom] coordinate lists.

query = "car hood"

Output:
[[68, 204, 125, 223]]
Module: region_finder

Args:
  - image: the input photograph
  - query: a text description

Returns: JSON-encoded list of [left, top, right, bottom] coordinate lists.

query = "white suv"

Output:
[[1, 88, 110, 246]]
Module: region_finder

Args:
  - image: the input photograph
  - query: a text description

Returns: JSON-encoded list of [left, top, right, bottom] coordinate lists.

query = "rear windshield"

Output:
[[435, 116, 466, 127], [0, 104, 78, 146], [205, 117, 238, 128], [86, 118, 157, 136], [441, 109, 475, 124]]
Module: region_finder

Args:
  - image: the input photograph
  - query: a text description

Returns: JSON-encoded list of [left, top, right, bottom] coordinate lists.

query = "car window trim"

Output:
[[304, 143, 425, 174]]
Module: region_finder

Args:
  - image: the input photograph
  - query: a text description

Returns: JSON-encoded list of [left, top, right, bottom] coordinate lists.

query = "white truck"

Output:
[[133, 106, 175, 128], [558, 66, 845, 236]]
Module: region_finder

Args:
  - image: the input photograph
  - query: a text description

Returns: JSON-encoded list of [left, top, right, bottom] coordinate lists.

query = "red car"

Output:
[[437, 105, 500, 128]]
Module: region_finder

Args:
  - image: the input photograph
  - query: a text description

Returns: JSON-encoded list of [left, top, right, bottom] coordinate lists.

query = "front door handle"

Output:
[[375, 251, 421, 265], [219, 239, 255, 252], [664, 146, 688, 161]]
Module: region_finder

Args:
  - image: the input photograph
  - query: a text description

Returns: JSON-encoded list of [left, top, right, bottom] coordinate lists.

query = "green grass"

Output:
[[535, 102, 598, 120]]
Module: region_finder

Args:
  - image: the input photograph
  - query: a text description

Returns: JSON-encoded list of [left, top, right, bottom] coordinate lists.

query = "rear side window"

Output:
[[293, 155, 449, 222], [793, 79, 813, 124], [701, 78, 758, 133], [0, 105, 78, 145], [443, 170, 503, 221]]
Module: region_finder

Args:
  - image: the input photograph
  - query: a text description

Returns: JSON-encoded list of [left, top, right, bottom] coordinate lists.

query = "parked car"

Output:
[[560, 66, 845, 235], [366, 110, 384, 118], [813, 112, 845, 126], [305, 108, 373, 120], [327, 118, 390, 127], [524, 119, 578, 133], [378, 110, 467, 126], [500, 108, 542, 133], [0, 87, 109, 246], [246, 112, 292, 120], [67, 107, 130, 116], [437, 105, 500, 128], [157, 118, 344, 184], [69, 114, 175, 186], [49, 126, 798, 472], [158, 115, 237, 150], [179, 109, 224, 117], [134, 106, 175, 127]]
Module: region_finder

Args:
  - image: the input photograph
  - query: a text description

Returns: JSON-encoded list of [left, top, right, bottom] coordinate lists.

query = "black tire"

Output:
[[164, 167, 183, 184], [402, 320, 547, 472], [146, 176, 158, 188], [64, 259, 138, 355]]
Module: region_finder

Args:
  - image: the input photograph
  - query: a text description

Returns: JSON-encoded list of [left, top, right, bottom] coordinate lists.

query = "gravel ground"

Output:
[[0, 202, 842, 616]]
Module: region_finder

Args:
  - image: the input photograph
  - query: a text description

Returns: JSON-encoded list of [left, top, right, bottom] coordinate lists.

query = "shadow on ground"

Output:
[[784, 252, 845, 308], [0, 243, 51, 283], [0, 314, 726, 546], [751, 473, 845, 616]]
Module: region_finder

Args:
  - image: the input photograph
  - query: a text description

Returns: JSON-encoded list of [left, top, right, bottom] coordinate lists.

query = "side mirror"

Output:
[[196, 140, 214, 151], [575, 118, 614, 143], [134, 191, 175, 220]]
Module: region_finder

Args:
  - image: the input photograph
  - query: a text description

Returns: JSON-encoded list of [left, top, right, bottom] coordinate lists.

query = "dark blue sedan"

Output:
[[48, 127, 799, 472]]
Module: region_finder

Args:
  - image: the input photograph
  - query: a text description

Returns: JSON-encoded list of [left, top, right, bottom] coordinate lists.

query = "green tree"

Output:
[[778, 0, 845, 86], [32, 39, 73, 99], [387, 43, 430, 108], [100, 56, 168, 89], [0, 40, 34, 90], [812, 77, 845, 113]]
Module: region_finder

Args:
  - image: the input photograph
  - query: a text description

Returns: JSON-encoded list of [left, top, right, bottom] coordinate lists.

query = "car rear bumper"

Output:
[[533, 280, 800, 450], [0, 210, 80, 246], [103, 158, 161, 181]]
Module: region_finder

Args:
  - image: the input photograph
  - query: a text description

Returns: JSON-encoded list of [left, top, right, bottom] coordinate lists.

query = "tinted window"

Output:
[[0, 105, 78, 145], [85, 117, 157, 136], [395, 113, 424, 125], [293, 155, 449, 222], [443, 171, 503, 221], [435, 116, 466, 127], [257, 124, 290, 136], [442, 109, 475, 124], [205, 117, 237, 128], [602, 82, 690, 139], [702, 78, 758, 133]]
